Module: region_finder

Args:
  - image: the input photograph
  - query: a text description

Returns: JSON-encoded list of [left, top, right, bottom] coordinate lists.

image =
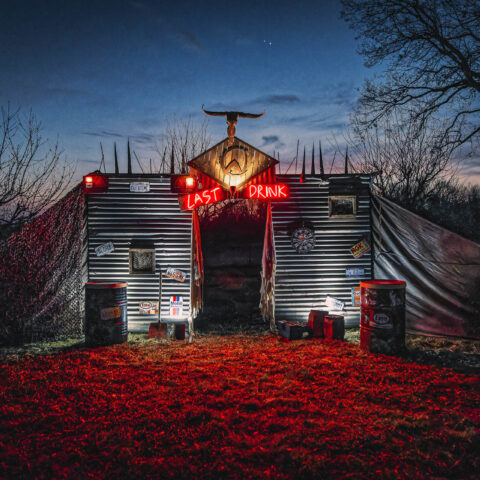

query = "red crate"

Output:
[[307, 310, 328, 338], [324, 315, 345, 340]]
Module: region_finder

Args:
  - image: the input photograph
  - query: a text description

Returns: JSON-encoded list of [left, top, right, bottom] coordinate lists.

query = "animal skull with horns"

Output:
[[201, 105, 265, 143]]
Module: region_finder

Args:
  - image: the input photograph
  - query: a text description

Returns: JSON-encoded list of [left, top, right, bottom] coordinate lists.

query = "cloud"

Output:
[[282, 113, 317, 125], [458, 155, 480, 176], [131, 133, 158, 144], [202, 94, 300, 113], [171, 30, 205, 53], [261, 135, 285, 149], [249, 94, 301, 106], [82, 159, 101, 165], [279, 112, 346, 131], [82, 130, 124, 139]]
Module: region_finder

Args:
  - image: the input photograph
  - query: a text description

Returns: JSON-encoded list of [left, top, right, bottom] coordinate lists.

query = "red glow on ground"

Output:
[[246, 184, 288, 200], [185, 187, 224, 209], [0, 335, 479, 478]]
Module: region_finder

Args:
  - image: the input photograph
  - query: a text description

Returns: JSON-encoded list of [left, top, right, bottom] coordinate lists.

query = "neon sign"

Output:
[[245, 184, 288, 200], [184, 187, 225, 209]]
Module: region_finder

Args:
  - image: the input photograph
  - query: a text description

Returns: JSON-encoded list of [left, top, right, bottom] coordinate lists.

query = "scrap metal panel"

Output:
[[87, 176, 192, 332], [272, 174, 372, 326]]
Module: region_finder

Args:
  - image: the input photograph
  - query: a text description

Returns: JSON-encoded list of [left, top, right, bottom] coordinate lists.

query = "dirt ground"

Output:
[[1, 331, 479, 479]]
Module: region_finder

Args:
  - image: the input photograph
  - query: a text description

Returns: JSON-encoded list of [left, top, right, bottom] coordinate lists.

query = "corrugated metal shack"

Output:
[[84, 137, 372, 332], [86, 175, 192, 332], [271, 174, 372, 327]]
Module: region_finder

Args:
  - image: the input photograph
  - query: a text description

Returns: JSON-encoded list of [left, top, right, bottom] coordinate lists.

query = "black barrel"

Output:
[[360, 280, 406, 355], [85, 282, 128, 347]]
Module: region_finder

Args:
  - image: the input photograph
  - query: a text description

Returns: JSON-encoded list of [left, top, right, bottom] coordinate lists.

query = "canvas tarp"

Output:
[[372, 195, 480, 339]]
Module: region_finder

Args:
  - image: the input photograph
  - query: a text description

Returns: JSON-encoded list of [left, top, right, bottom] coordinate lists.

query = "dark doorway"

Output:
[[195, 199, 267, 332]]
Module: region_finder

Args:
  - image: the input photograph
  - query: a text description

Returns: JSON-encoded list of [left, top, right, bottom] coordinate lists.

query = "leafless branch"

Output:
[[0, 105, 75, 238]]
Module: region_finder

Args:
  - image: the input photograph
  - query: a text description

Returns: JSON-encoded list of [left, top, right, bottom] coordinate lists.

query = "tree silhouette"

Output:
[[342, 0, 480, 151]]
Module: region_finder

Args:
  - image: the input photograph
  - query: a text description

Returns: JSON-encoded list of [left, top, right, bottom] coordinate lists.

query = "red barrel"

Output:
[[360, 280, 406, 354]]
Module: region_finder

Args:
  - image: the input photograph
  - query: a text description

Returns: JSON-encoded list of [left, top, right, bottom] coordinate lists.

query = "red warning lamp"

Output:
[[170, 175, 197, 194], [82, 172, 109, 193]]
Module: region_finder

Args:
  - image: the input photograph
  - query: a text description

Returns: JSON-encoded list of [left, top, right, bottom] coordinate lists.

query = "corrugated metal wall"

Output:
[[87, 175, 192, 332], [272, 174, 372, 326]]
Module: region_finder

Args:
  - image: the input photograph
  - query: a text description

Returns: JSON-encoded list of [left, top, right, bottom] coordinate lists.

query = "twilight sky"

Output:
[[1, 0, 478, 182]]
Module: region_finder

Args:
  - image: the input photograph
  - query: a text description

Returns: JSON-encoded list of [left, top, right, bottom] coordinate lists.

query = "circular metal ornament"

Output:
[[291, 226, 315, 254]]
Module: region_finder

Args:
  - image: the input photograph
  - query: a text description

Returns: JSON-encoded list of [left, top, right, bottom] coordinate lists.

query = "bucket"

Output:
[[360, 280, 406, 354], [85, 282, 128, 347]]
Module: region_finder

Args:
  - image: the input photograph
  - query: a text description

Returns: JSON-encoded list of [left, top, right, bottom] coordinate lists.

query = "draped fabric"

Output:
[[0, 185, 85, 344], [372, 195, 480, 339], [260, 202, 276, 331], [190, 208, 204, 319]]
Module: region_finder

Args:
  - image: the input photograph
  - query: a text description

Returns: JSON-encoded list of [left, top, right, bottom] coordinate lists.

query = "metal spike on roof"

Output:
[[170, 145, 175, 174], [311, 143, 315, 176], [127, 139, 132, 174], [114, 142, 119, 174], [319, 140, 324, 176], [300, 146, 306, 182]]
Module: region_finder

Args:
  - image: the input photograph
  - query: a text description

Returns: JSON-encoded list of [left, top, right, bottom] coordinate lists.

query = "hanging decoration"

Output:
[[291, 222, 316, 254]]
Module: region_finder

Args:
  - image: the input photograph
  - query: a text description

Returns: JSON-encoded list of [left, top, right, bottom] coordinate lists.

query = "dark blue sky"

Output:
[[2, 0, 476, 181]]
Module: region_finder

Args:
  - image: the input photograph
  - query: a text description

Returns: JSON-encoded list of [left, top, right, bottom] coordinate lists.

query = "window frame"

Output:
[[328, 195, 357, 218], [129, 247, 156, 274]]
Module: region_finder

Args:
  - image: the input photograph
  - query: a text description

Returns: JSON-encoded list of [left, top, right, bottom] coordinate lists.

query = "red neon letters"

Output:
[[246, 184, 288, 200], [185, 187, 224, 209]]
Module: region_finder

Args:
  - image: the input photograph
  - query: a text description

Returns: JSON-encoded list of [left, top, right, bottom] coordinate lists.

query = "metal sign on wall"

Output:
[[188, 137, 278, 190]]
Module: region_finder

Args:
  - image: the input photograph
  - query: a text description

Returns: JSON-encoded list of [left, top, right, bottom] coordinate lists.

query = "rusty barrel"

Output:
[[360, 280, 406, 355], [85, 282, 128, 347]]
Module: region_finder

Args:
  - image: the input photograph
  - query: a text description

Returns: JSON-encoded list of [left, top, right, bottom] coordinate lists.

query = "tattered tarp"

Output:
[[372, 195, 480, 339], [260, 202, 275, 331]]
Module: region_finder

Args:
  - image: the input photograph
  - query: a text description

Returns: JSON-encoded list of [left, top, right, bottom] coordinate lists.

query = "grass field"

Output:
[[1, 333, 479, 479]]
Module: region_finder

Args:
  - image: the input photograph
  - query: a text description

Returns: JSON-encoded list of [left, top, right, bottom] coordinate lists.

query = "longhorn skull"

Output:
[[201, 105, 265, 141]]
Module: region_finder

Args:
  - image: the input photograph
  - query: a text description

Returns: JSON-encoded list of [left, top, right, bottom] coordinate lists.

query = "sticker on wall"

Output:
[[100, 306, 122, 320], [170, 296, 183, 317], [165, 266, 186, 282], [139, 301, 158, 315], [346, 267, 365, 277], [325, 295, 345, 311], [95, 242, 114, 257], [130, 182, 150, 192], [351, 286, 361, 307], [349, 238, 371, 259]]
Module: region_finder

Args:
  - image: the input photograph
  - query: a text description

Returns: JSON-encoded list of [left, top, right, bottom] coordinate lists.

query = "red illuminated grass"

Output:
[[1, 335, 479, 479]]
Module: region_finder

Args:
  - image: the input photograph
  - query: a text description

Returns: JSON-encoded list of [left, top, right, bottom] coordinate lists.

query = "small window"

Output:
[[129, 248, 156, 274], [329, 196, 356, 218]]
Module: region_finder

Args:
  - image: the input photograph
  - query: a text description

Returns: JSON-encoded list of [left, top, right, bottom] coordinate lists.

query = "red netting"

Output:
[[0, 185, 85, 345]]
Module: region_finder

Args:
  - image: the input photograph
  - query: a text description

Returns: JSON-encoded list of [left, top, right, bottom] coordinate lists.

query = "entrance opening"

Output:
[[195, 199, 267, 333]]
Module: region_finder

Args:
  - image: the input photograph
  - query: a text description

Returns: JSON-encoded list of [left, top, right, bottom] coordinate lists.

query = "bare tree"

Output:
[[341, 0, 480, 151], [347, 108, 457, 210], [0, 105, 75, 239], [153, 117, 211, 173]]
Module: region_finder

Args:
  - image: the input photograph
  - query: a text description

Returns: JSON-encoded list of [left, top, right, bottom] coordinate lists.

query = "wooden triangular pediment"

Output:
[[188, 137, 278, 189]]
